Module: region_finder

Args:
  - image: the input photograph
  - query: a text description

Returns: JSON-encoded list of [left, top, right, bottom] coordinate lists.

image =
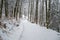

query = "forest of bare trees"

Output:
[[0, 0, 60, 32]]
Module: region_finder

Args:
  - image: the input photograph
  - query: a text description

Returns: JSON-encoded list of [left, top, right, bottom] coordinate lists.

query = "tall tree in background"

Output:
[[14, 0, 20, 20], [4, 0, 8, 18], [34, 0, 39, 24], [30, 0, 34, 22], [41, 0, 44, 25], [45, 0, 51, 28], [39, 0, 44, 25], [45, 0, 47, 28], [0, 0, 3, 18], [28, 0, 30, 20], [11, 7, 14, 18], [19, 0, 22, 18]]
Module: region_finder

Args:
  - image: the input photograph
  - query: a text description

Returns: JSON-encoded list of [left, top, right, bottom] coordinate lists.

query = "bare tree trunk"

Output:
[[19, 0, 22, 18], [30, 0, 34, 22], [42, 0, 44, 25], [11, 7, 14, 18], [4, 0, 8, 18], [34, 0, 39, 24], [30, 0, 32, 21], [14, 0, 20, 20], [39, 0, 44, 25], [45, 0, 50, 28], [28, 0, 30, 20], [0, 0, 3, 19]]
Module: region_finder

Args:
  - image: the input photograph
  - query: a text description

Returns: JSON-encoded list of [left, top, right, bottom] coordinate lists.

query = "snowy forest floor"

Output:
[[0, 16, 60, 40]]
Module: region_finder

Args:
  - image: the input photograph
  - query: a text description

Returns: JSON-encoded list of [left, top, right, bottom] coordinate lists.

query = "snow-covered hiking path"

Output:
[[19, 19, 59, 40], [0, 18, 60, 40]]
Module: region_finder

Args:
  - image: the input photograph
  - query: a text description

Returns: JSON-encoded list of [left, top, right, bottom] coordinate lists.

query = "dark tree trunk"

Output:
[[0, 0, 3, 18], [4, 0, 8, 18], [34, 0, 39, 24], [14, 0, 20, 20], [19, 0, 22, 18], [46, 0, 51, 28], [30, 0, 34, 22]]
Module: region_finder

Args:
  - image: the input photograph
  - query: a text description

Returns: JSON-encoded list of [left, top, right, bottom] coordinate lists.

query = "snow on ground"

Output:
[[20, 19, 60, 40], [0, 16, 60, 40]]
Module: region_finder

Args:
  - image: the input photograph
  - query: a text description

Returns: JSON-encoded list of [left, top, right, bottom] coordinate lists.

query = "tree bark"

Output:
[[4, 0, 8, 18], [0, 0, 3, 18], [19, 0, 22, 18], [30, 0, 34, 22], [14, 0, 20, 20], [46, 0, 51, 28], [34, 0, 39, 24]]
